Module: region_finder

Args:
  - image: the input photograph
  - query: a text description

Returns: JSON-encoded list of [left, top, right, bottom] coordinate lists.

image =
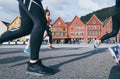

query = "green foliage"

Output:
[[80, 6, 115, 23]]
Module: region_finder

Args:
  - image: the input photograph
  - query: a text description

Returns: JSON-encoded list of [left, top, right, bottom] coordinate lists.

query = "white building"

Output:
[[0, 21, 7, 35]]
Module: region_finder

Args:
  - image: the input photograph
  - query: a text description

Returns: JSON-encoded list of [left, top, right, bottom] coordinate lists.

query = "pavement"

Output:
[[0, 44, 120, 79]]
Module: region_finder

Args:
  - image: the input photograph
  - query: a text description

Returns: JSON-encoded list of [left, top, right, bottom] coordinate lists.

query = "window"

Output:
[[88, 26, 90, 30], [88, 26, 91, 30], [63, 28, 66, 31], [76, 26, 80, 30], [76, 32, 79, 35], [61, 32, 66, 36], [71, 32, 74, 35], [94, 26, 96, 30], [81, 26, 84, 30], [94, 31, 97, 35], [90, 26, 92, 30], [58, 22, 61, 25], [54, 27, 59, 31], [76, 31, 84, 35], [88, 31, 90, 35], [81, 31, 84, 35], [75, 21, 78, 25], [88, 31, 92, 35], [71, 27, 73, 30], [14, 20, 20, 24], [97, 31, 100, 35], [97, 26, 100, 30], [92, 20, 96, 24], [54, 32, 66, 36], [54, 32, 60, 36]]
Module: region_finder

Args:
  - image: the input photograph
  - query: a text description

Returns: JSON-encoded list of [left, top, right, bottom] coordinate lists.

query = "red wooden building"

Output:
[[68, 16, 87, 43], [86, 14, 103, 43], [51, 14, 117, 44], [103, 17, 120, 43], [52, 17, 68, 43]]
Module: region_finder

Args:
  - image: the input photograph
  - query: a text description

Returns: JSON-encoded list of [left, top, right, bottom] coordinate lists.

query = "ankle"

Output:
[[30, 60, 38, 63]]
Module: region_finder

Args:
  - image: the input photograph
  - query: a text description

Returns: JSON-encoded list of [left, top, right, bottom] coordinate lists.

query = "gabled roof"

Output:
[[86, 14, 103, 25], [103, 16, 112, 27], [52, 17, 67, 27], [7, 16, 21, 29], [9, 16, 20, 25], [69, 15, 85, 26], [1, 21, 10, 27]]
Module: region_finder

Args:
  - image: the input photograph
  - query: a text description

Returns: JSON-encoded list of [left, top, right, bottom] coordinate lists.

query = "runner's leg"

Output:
[[0, 4, 33, 43], [100, 12, 120, 42]]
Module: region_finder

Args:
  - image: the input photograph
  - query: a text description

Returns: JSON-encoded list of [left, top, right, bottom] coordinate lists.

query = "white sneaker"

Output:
[[94, 40, 100, 50]]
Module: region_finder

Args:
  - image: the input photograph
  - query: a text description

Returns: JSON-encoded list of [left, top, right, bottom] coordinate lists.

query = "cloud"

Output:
[[42, 0, 81, 22], [0, 0, 114, 23], [42, 0, 114, 22], [78, 0, 100, 11], [0, 0, 19, 22]]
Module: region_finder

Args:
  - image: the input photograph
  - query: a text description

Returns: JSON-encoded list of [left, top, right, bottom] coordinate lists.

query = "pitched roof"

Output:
[[69, 15, 85, 26], [103, 16, 112, 27], [1, 21, 10, 27], [52, 17, 67, 27], [86, 14, 103, 25]]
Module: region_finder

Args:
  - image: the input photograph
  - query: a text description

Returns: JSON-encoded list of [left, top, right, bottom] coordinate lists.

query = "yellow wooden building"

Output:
[[8, 16, 26, 41]]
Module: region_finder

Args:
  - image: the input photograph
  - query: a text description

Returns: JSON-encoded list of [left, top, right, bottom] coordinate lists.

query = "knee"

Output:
[[35, 24, 46, 32]]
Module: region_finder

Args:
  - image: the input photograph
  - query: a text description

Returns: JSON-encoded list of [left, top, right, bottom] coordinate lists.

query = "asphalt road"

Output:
[[0, 44, 120, 79]]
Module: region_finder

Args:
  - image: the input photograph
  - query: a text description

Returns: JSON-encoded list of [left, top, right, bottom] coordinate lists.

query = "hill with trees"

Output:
[[80, 6, 115, 23]]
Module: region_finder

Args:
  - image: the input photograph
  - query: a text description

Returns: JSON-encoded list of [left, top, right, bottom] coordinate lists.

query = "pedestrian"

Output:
[[94, 0, 120, 49], [24, 6, 55, 54], [0, 0, 55, 76], [44, 7, 55, 49]]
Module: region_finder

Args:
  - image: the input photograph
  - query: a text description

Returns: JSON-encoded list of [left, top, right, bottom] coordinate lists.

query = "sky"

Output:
[[0, 0, 115, 23]]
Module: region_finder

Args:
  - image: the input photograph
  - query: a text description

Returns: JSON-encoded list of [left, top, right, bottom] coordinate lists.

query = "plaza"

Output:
[[0, 44, 120, 79]]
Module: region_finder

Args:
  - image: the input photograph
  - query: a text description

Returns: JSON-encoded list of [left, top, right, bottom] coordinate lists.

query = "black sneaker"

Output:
[[26, 60, 55, 76]]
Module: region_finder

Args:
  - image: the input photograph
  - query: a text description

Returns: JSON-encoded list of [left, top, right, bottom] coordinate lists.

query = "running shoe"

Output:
[[94, 40, 100, 50], [48, 46, 55, 49], [24, 48, 30, 54], [109, 45, 120, 64], [26, 60, 55, 76]]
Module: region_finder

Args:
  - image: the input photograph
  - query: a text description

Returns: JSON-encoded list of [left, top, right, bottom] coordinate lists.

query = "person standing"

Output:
[[44, 7, 55, 49], [0, 0, 55, 76]]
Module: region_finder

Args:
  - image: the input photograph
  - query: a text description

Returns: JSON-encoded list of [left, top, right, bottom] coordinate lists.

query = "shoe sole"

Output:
[[94, 45, 98, 50], [108, 47, 119, 64], [26, 71, 53, 77], [24, 50, 30, 54]]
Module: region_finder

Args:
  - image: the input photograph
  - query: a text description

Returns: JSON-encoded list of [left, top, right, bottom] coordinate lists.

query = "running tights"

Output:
[[0, 0, 48, 60], [100, 4, 120, 42]]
